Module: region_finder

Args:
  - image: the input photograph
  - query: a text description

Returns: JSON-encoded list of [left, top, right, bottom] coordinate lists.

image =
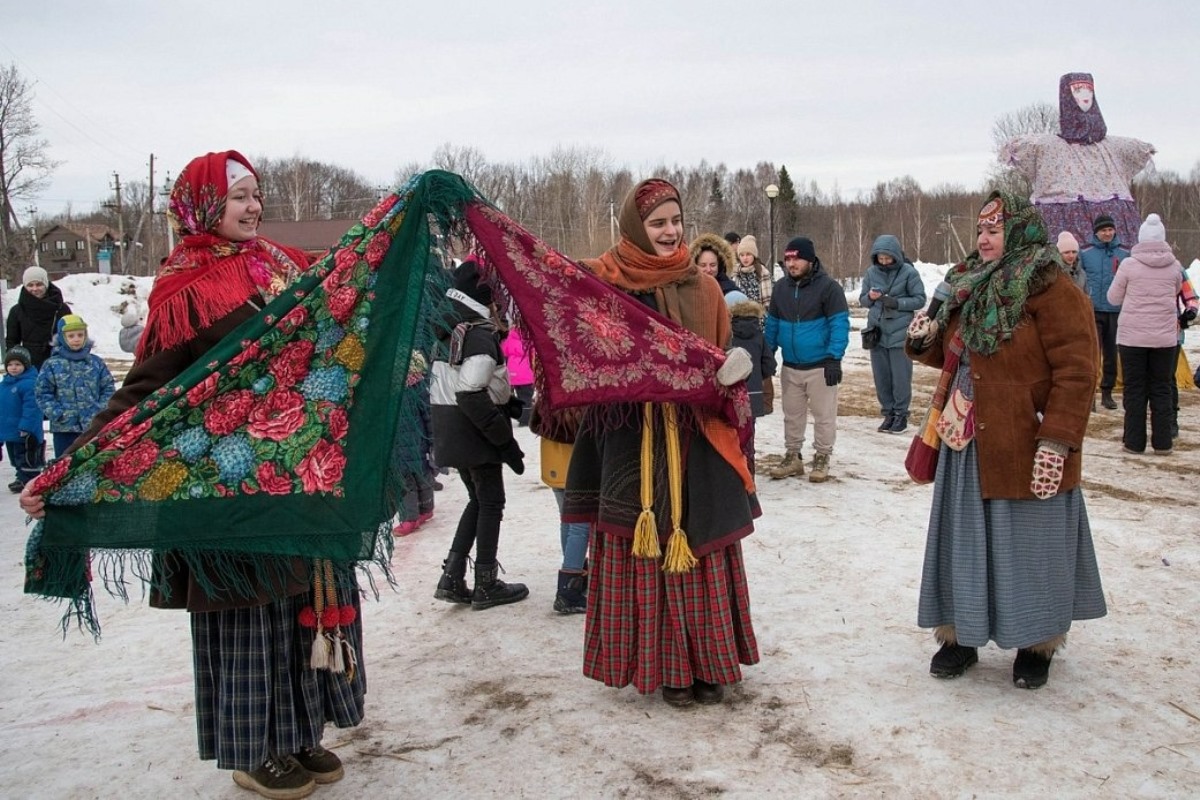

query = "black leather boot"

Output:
[[1101, 389, 1118, 410], [472, 562, 529, 610], [553, 570, 587, 614], [434, 552, 472, 604]]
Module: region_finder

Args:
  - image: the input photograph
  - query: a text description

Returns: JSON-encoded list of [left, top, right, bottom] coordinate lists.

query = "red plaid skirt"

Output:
[[582, 529, 759, 693]]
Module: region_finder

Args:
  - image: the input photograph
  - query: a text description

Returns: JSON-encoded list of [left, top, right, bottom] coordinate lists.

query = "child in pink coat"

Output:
[[501, 326, 534, 426]]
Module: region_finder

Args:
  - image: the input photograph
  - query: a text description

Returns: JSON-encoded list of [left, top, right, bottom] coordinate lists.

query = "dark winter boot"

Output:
[[1012, 634, 1063, 690], [930, 643, 978, 678], [553, 570, 587, 614], [471, 562, 529, 610], [1101, 389, 1118, 410], [434, 552, 472, 605], [929, 627, 977, 679], [877, 414, 895, 433], [889, 413, 909, 434]]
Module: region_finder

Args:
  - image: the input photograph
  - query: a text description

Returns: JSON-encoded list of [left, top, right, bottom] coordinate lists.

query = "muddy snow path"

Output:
[[2, 333, 1198, 798]]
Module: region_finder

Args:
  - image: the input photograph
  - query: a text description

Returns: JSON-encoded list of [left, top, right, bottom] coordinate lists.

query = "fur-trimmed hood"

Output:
[[728, 298, 765, 319], [689, 233, 738, 278]]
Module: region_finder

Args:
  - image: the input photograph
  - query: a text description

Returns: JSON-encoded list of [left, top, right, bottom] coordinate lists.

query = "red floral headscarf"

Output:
[[140, 151, 309, 359]]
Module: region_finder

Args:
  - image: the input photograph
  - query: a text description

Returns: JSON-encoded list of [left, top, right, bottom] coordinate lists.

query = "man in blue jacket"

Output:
[[1080, 214, 1128, 409], [764, 236, 849, 483]]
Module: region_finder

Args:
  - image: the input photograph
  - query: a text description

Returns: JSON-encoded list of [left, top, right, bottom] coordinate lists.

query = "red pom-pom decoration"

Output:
[[321, 608, 341, 628], [339, 605, 357, 625], [298, 606, 317, 628]]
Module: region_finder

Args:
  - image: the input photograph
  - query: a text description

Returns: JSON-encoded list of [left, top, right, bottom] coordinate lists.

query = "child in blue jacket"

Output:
[[35, 314, 115, 458], [0, 346, 45, 490]]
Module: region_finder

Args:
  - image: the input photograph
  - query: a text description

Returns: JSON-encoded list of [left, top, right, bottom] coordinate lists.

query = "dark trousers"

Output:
[[1095, 311, 1120, 391], [53, 431, 81, 459], [514, 384, 534, 427], [5, 438, 44, 484], [869, 345, 914, 416], [1119, 345, 1175, 452], [1170, 344, 1181, 428], [450, 463, 505, 565]]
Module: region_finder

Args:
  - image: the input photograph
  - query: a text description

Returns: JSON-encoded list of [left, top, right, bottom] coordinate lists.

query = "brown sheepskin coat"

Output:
[[907, 266, 1098, 500]]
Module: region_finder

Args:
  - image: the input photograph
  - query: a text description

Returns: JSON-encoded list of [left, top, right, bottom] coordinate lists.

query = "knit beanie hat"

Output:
[[737, 235, 759, 258], [723, 231, 741, 246], [452, 257, 493, 307], [1056, 231, 1080, 254], [1137, 213, 1166, 243], [724, 290, 750, 306], [1092, 214, 1116, 234], [784, 236, 817, 263], [22, 266, 48, 287], [60, 314, 87, 334], [5, 346, 31, 368]]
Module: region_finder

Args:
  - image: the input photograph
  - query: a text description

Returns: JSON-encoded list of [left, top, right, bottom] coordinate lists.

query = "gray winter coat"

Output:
[[858, 235, 926, 349]]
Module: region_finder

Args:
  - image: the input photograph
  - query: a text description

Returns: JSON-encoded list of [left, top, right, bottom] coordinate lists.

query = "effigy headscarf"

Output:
[[1058, 72, 1107, 145], [24, 171, 749, 633]]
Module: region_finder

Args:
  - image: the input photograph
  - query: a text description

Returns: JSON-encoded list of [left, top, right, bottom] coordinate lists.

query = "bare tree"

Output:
[[256, 156, 375, 221], [0, 63, 59, 272], [988, 101, 1058, 197]]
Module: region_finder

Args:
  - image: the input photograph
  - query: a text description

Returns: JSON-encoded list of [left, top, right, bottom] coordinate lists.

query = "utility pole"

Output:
[[146, 154, 155, 276], [161, 172, 174, 252], [105, 172, 125, 273], [26, 205, 39, 266]]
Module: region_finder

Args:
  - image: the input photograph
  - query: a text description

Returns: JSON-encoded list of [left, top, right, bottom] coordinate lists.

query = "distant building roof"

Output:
[[39, 223, 121, 243], [258, 219, 357, 255]]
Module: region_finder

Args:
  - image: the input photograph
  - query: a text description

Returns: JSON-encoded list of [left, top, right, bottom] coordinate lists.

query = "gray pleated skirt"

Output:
[[917, 441, 1107, 649]]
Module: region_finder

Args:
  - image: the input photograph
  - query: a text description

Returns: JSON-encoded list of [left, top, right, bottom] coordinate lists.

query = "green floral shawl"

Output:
[[937, 189, 1063, 355]]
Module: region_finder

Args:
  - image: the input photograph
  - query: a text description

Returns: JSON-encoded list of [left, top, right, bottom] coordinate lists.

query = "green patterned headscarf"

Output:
[[937, 190, 1062, 355]]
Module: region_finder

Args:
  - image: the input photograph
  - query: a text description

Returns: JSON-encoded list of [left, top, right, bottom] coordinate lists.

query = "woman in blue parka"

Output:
[[859, 235, 926, 433]]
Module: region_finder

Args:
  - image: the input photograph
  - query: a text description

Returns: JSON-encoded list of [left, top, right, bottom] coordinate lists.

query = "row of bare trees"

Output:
[[27, 145, 1200, 284], [5, 49, 1197, 283], [398, 143, 1200, 282]]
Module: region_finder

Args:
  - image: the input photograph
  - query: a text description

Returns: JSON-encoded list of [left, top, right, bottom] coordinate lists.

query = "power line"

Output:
[[0, 40, 145, 164]]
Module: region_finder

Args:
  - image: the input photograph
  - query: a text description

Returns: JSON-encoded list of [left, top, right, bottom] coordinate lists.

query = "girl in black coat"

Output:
[[429, 259, 529, 610]]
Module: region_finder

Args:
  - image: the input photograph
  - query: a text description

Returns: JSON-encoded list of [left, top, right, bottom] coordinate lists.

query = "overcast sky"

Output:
[[5, 0, 1199, 221]]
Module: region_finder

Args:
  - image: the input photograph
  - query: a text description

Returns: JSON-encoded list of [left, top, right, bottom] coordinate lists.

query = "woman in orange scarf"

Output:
[[565, 179, 760, 707]]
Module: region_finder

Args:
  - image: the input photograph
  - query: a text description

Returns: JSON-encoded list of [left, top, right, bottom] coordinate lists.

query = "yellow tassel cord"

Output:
[[321, 560, 345, 674], [631, 402, 661, 559], [341, 635, 358, 684], [661, 404, 698, 574], [309, 559, 330, 670]]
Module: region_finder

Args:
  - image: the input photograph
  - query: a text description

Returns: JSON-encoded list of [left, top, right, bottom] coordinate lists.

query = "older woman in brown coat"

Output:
[[906, 190, 1106, 690]]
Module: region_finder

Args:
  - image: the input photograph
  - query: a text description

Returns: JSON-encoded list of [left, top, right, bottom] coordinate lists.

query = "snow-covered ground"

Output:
[[1, 267, 1198, 798]]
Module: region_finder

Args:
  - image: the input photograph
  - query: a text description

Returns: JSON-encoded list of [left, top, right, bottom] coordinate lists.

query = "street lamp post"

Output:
[[161, 173, 175, 252], [765, 184, 779, 281], [26, 205, 39, 267]]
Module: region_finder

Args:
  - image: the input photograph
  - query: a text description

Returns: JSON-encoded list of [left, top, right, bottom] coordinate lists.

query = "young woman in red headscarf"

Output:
[[563, 179, 760, 708], [21, 151, 352, 798]]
